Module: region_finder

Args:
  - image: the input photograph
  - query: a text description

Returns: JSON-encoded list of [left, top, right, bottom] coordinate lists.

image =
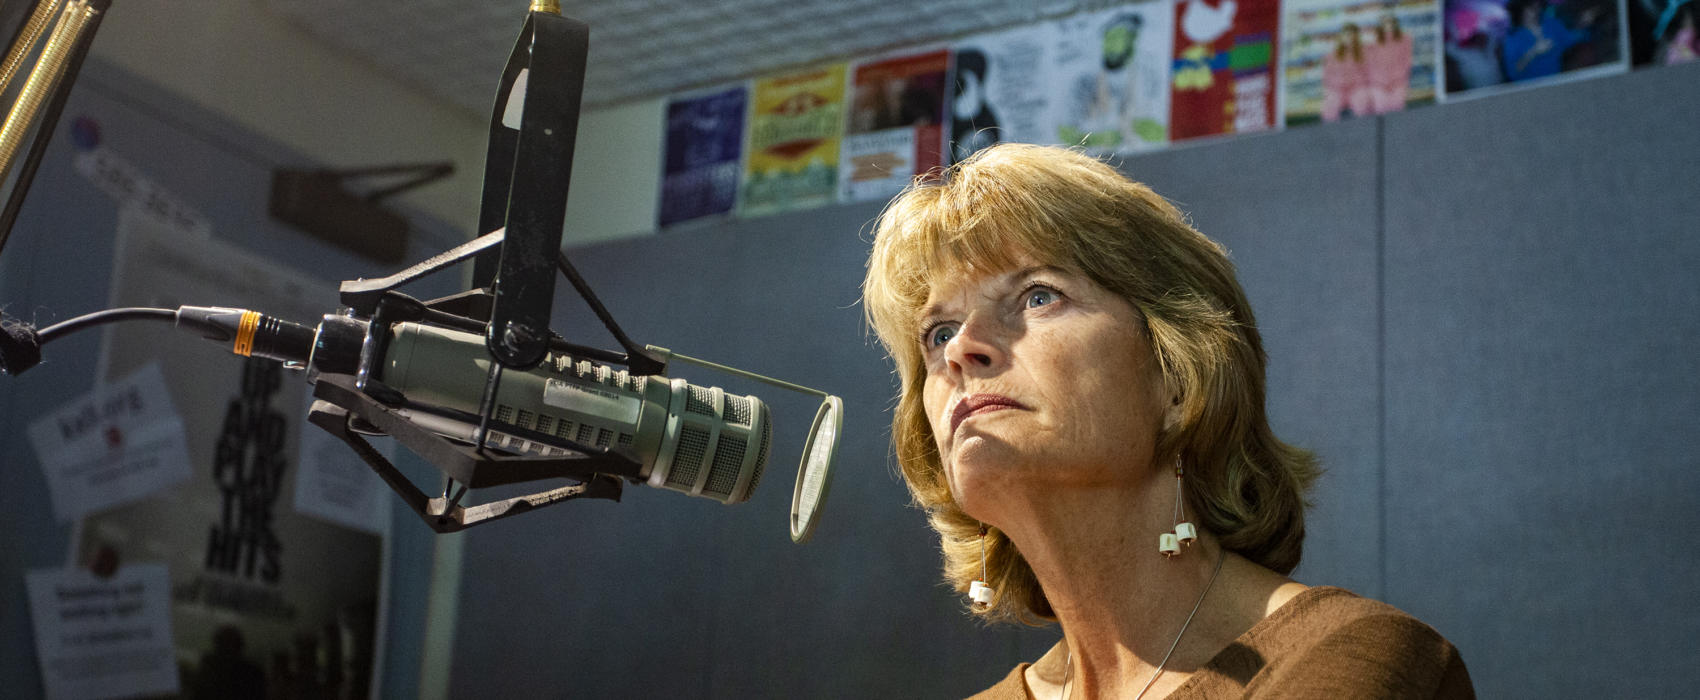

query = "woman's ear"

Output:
[[1162, 391, 1184, 432]]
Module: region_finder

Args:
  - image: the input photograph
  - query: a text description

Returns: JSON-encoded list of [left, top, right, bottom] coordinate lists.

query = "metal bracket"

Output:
[[308, 373, 628, 533], [480, 10, 588, 370]]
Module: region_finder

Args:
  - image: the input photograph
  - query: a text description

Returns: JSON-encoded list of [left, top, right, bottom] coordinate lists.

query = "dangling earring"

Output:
[[1161, 458, 1197, 558], [969, 523, 994, 609]]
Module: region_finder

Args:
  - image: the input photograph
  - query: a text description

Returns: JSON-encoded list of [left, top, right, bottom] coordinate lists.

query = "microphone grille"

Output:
[[707, 433, 747, 497], [654, 383, 772, 505], [749, 414, 772, 493]]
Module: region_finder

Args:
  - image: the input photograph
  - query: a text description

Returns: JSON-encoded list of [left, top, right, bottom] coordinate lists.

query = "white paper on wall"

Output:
[[27, 363, 192, 523], [25, 563, 179, 700]]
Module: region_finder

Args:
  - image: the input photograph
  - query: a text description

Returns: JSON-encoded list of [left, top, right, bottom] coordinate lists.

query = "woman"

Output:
[[863, 144, 1473, 698], [1321, 23, 1369, 122], [1367, 14, 1414, 113]]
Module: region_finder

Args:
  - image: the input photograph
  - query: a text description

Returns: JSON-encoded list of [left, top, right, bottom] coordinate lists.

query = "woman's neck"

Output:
[[993, 473, 1301, 698]]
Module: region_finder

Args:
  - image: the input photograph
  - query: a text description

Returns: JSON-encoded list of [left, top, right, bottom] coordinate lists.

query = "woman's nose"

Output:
[[945, 319, 1005, 374]]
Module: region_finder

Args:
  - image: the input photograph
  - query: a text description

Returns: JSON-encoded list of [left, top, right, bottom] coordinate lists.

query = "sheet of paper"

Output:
[[73, 146, 212, 239], [25, 564, 179, 700], [27, 363, 192, 522]]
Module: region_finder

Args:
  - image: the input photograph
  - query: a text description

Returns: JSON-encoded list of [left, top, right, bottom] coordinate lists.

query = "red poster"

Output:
[[1170, 0, 1280, 141]]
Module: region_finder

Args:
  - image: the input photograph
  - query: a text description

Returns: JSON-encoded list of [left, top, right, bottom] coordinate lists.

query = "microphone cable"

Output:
[[34, 306, 175, 344], [2, 305, 317, 376]]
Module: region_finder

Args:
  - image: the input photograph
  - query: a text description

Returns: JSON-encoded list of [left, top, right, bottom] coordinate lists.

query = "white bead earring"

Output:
[[969, 524, 994, 609], [1161, 459, 1197, 558]]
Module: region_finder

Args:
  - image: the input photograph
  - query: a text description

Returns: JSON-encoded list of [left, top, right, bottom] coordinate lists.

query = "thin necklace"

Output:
[[1059, 548, 1225, 700]]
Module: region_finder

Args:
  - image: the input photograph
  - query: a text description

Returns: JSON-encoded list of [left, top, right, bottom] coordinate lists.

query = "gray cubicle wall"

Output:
[[451, 62, 1700, 699], [0, 60, 458, 698]]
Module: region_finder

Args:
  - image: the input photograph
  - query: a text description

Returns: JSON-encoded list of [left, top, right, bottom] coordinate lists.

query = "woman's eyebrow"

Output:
[[918, 265, 1068, 321], [1006, 265, 1065, 283]]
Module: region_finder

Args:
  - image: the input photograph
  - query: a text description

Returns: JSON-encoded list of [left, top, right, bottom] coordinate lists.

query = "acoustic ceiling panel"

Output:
[[259, 0, 1103, 114]]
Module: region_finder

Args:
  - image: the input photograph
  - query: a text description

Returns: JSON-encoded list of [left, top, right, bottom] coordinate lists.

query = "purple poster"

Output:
[[659, 86, 748, 227]]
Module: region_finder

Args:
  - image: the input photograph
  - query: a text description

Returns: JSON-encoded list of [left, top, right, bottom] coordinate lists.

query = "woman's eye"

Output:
[[927, 324, 957, 348], [1025, 288, 1057, 308]]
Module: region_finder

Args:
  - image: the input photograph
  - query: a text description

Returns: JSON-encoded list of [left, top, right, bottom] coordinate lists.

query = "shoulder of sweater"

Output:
[[965, 661, 1033, 700], [1248, 587, 1461, 658], [1241, 588, 1473, 698]]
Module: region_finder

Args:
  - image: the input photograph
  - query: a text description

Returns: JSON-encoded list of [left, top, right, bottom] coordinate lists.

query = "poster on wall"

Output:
[[1170, 0, 1281, 141], [740, 64, 846, 217], [949, 23, 1056, 164], [1050, 6, 1174, 155], [73, 208, 387, 699], [1628, 0, 1699, 64], [1283, 0, 1441, 125], [839, 49, 948, 203], [658, 85, 748, 228], [1442, 0, 1627, 97]]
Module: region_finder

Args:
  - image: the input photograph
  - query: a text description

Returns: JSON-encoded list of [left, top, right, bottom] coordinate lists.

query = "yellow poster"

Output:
[[740, 63, 846, 217]]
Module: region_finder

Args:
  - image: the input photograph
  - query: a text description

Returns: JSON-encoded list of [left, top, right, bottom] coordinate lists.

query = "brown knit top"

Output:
[[968, 586, 1474, 699]]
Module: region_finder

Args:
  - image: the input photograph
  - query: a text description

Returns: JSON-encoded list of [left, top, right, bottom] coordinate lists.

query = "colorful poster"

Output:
[[1050, 6, 1175, 154], [1284, 0, 1441, 125], [1443, 0, 1626, 97], [659, 85, 747, 228], [1629, 0, 1699, 64], [1170, 0, 1281, 141], [950, 24, 1056, 164], [74, 209, 386, 699], [840, 49, 949, 203], [741, 64, 846, 217]]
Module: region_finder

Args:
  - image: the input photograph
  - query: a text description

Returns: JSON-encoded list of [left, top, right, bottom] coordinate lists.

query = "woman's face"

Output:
[[917, 254, 1171, 517]]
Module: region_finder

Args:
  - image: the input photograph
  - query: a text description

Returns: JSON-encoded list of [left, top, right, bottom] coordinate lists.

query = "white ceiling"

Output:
[[258, 0, 1110, 115]]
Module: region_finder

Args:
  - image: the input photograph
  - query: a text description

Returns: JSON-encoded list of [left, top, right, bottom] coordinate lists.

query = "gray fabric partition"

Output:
[[449, 64, 1700, 698], [1381, 64, 1700, 698]]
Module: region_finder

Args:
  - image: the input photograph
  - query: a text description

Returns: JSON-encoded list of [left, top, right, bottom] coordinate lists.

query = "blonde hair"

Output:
[[862, 143, 1318, 625]]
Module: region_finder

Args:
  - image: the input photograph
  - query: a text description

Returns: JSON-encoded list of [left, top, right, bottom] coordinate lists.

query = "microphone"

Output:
[[171, 306, 771, 505], [374, 321, 770, 504]]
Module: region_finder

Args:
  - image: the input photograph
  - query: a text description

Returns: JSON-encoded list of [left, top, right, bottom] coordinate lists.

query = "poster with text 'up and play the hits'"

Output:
[[1284, 0, 1440, 125], [839, 49, 949, 203], [740, 64, 846, 217], [1170, 0, 1281, 141], [69, 208, 387, 700]]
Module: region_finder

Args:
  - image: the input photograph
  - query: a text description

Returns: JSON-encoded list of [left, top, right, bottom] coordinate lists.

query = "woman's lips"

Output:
[[949, 394, 1025, 436]]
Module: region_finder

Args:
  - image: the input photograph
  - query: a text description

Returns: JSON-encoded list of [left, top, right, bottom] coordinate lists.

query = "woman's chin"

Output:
[[948, 443, 1031, 514]]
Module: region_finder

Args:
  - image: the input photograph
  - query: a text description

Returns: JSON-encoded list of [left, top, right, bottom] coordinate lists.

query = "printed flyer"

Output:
[[950, 23, 1056, 164], [741, 64, 847, 217], [659, 85, 748, 228], [1630, 0, 1699, 65], [1284, 0, 1440, 124], [840, 49, 949, 203], [1443, 0, 1626, 97], [1170, 0, 1281, 140], [1051, 5, 1175, 154]]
